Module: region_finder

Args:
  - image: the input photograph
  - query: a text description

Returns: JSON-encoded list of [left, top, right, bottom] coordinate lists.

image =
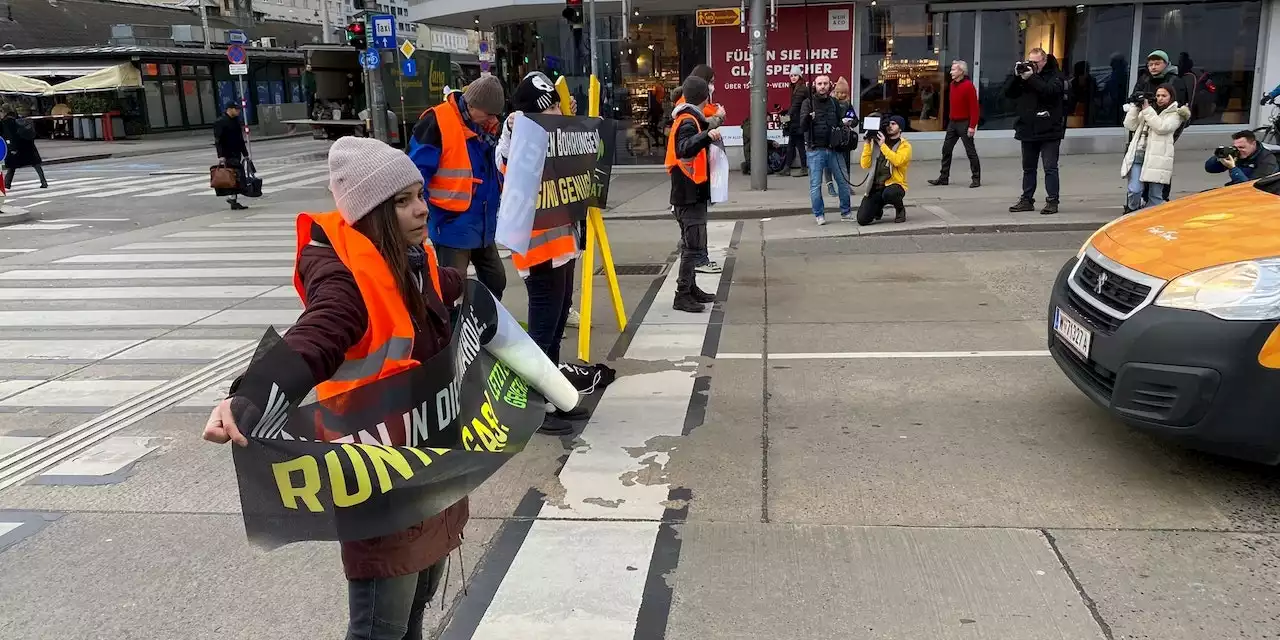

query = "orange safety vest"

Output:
[[664, 111, 709, 184], [675, 96, 722, 120], [425, 93, 481, 212], [293, 211, 442, 403], [511, 225, 578, 271]]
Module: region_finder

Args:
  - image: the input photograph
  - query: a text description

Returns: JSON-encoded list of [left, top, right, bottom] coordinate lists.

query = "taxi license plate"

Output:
[[1053, 307, 1092, 360]]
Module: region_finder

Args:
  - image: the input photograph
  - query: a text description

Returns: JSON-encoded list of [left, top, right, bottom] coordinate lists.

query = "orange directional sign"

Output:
[[696, 8, 742, 27]]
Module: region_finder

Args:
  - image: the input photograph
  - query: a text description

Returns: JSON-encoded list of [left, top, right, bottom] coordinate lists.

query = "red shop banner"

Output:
[[709, 4, 854, 129]]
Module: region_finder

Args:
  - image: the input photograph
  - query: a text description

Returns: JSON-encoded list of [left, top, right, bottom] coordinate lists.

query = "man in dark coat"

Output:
[[213, 103, 249, 210], [779, 67, 810, 177], [1, 109, 47, 190], [1004, 48, 1066, 215]]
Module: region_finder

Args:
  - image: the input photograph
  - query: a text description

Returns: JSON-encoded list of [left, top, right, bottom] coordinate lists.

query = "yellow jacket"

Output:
[[861, 137, 912, 191]]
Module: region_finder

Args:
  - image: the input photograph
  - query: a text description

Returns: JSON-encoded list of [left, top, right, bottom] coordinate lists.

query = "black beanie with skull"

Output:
[[511, 71, 561, 114]]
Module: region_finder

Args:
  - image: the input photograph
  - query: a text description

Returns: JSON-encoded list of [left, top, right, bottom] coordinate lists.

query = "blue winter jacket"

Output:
[[408, 93, 502, 250]]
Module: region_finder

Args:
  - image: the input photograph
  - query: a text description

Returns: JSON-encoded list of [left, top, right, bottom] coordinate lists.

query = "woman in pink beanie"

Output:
[[202, 136, 469, 640]]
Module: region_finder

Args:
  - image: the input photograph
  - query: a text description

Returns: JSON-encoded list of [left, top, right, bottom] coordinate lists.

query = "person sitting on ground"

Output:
[[857, 114, 912, 225], [1121, 84, 1190, 212], [1205, 130, 1279, 186], [666, 75, 721, 313]]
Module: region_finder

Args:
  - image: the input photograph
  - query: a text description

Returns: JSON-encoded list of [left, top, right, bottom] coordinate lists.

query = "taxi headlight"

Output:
[[1154, 258, 1280, 320]]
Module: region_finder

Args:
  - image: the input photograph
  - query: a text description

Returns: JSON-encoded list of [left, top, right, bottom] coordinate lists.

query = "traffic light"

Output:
[[562, 0, 582, 26], [345, 21, 366, 50]]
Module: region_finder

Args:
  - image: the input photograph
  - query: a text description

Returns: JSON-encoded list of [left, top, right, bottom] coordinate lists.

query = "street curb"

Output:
[[41, 132, 313, 166], [606, 208, 1105, 236], [0, 205, 32, 226]]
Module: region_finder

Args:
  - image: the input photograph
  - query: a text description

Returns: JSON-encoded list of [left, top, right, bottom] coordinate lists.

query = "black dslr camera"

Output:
[[1128, 90, 1156, 106], [1215, 145, 1241, 160], [1014, 61, 1034, 75]]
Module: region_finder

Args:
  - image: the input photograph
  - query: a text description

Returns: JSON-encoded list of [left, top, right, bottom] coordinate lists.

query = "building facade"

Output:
[[410, 0, 1280, 163]]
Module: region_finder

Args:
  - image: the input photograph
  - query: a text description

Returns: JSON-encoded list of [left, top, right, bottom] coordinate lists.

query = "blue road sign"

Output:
[[371, 15, 396, 49], [227, 30, 248, 44], [362, 49, 381, 70], [401, 58, 417, 77], [226, 44, 247, 64], [0, 137, 7, 165]]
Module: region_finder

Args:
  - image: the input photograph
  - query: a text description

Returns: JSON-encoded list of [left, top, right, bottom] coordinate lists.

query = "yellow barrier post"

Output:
[[556, 76, 628, 362]]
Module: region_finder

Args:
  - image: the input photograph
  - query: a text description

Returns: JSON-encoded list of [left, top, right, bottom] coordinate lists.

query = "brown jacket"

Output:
[[288, 222, 469, 580]]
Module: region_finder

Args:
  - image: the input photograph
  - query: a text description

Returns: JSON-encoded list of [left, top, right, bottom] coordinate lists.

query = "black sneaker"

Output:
[[691, 288, 716, 304], [1008, 199, 1035, 212], [927, 178, 948, 186], [673, 295, 705, 313], [1041, 202, 1059, 215], [969, 178, 981, 188], [537, 417, 576, 436], [894, 208, 907, 223], [554, 405, 592, 421], [230, 202, 248, 210]]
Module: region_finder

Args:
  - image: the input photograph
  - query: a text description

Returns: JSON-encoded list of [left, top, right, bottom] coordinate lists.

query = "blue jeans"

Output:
[[1126, 157, 1166, 211], [346, 560, 446, 640], [807, 148, 851, 216]]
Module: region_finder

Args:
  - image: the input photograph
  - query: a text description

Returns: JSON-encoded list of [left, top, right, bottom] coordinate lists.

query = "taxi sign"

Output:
[[696, 8, 742, 27], [399, 39, 416, 59]]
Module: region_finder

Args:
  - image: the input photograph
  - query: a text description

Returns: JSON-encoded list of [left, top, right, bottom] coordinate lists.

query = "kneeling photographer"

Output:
[[1121, 84, 1189, 212], [1205, 130, 1278, 185], [856, 114, 913, 226]]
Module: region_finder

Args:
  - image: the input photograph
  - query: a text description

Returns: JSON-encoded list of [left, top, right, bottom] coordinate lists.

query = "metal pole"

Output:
[[199, 1, 211, 49], [587, 0, 599, 78], [364, 14, 388, 142], [321, 0, 333, 44], [238, 75, 253, 159], [749, 0, 767, 190]]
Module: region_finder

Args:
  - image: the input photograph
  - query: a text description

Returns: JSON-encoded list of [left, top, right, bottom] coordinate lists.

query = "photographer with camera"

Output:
[[800, 74, 854, 224], [1121, 84, 1190, 212], [1205, 130, 1279, 185], [1004, 48, 1066, 215], [856, 114, 912, 226]]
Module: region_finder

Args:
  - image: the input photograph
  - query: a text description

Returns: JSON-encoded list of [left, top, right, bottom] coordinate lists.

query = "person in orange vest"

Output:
[[495, 72, 592, 433], [666, 75, 721, 313], [673, 64, 725, 276], [409, 75, 508, 299], [201, 137, 470, 640]]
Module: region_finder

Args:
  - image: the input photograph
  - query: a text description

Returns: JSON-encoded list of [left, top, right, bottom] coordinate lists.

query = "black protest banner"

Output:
[[229, 280, 546, 548], [524, 113, 616, 231]]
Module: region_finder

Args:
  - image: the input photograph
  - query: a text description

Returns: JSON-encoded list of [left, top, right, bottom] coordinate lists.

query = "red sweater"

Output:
[[948, 78, 980, 127]]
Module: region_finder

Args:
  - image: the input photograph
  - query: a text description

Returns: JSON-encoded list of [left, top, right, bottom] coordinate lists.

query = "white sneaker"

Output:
[[816, 215, 827, 226], [695, 261, 723, 274], [566, 307, 581, 328]]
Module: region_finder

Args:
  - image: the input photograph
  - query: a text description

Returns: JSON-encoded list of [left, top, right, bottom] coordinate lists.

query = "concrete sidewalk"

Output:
[[39, 130, 312, 165], [604, 152, 1230, 234]]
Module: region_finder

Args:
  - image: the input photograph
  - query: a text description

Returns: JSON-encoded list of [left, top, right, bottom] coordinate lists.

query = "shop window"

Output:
[[860, 6, 975, 133], [1140, 2, 1260, 125], [978, 6, 1134, 130], [144, 81, 166, 128]]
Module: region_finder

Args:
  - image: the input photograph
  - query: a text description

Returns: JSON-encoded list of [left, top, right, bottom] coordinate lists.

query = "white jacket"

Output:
[[1121, 101, 1191, 185]]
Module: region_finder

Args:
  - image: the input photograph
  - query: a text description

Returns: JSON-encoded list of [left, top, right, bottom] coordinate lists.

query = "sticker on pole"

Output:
[[371, 15, 396, 49]]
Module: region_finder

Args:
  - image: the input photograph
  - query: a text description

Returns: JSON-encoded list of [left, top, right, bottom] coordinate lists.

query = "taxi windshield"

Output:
[[1254, 172, 1280, 196]]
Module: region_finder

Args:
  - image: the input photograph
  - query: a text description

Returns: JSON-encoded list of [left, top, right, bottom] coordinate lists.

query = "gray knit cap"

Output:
[[463, 75, 505, 116], [327, 136, 424, 225]]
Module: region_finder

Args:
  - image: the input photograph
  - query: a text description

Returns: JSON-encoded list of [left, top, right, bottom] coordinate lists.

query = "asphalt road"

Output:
[[0, 142, 1277, 640]]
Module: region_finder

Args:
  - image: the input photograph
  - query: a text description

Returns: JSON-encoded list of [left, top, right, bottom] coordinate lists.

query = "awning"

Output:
[[0, 72, 52, 95], [45, 63, 143, 94], [0, 63, 109, 78]]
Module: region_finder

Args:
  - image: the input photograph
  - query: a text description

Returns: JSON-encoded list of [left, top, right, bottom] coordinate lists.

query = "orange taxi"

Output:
[[1049, 174, 1280, 463]]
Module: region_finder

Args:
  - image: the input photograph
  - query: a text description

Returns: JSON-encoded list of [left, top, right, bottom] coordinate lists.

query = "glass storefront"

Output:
[[490, 0, 1263, 155], [495, 13, 704, 164], [859, 6, 975, 132]]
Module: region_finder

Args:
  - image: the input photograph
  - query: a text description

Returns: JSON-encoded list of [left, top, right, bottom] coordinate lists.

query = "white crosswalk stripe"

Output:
[[4, 161, 333, 202]]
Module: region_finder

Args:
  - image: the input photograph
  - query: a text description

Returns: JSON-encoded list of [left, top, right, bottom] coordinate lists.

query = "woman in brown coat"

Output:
[[202, 136, 467, 640]]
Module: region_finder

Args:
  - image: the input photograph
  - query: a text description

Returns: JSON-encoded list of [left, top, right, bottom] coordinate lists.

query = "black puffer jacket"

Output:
[[800, 92, 844, 149], [668, 104, 715, 207], [1002, 54, 1066, 142]]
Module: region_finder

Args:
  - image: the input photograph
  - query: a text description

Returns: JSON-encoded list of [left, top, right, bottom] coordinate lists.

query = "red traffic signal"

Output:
[[345, 22, 367, 49]]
